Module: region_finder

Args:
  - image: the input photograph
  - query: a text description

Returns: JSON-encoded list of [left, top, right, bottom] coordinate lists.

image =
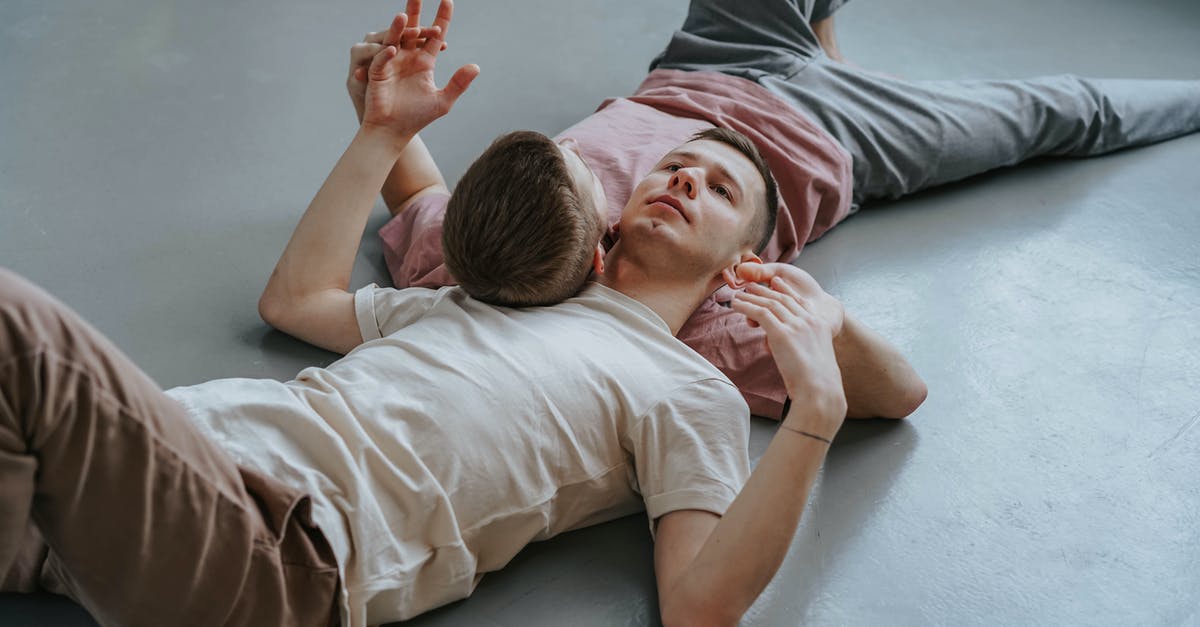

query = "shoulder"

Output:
[[635, 377, 749, 438]]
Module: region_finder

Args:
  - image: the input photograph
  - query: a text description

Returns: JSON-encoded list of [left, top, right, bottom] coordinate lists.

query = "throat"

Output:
[[597, 252, 715, 336]]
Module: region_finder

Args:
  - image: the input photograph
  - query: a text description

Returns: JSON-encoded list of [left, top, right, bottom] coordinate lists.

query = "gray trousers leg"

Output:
[[759, 60, 1200, 205], [649, 0, 849, 79], [652, 0, 1200, 208]]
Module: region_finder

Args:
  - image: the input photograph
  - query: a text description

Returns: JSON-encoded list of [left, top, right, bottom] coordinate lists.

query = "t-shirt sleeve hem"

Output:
[[354, 284, 383, 343], [643, 485, 738, 541]]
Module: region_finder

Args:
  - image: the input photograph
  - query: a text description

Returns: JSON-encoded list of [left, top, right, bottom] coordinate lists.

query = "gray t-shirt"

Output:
[[167, 281, 750, 626]]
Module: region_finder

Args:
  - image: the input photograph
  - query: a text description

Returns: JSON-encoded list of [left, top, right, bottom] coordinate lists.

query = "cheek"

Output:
[[623, 177, 659, 214]]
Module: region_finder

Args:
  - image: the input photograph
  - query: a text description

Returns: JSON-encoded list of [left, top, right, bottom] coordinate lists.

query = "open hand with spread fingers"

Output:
[[358, 0, 479, 143], [347, 0, 452, 121], [730, 262, 848, 424]]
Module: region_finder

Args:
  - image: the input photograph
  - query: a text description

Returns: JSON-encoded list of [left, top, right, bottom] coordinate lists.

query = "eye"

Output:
[[665, 163, 681, 172], [712, 185, 731, 200]]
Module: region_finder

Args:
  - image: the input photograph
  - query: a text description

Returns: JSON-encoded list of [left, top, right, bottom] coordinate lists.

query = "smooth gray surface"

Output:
[[1, 0, 1198, 625]]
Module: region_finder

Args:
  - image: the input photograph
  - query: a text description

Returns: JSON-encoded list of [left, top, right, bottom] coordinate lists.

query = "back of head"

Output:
[[443, 131, 602, 307]]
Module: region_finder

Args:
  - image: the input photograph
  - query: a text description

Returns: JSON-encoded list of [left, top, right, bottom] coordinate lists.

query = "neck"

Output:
[[596, 242, 719, 336]]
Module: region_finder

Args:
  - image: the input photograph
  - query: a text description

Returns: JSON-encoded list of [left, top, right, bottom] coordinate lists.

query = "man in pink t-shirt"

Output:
[[355, 0, 1200, 419]]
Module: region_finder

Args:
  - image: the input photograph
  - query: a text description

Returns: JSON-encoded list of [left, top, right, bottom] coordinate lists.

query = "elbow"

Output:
[[888, 375, 928, 419], [257, 292, 287, 330], [900, 375, 928, 417]]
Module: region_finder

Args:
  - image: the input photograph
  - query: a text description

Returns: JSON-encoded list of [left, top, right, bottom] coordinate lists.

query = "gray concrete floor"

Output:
[[2, 0, 1198, 625]]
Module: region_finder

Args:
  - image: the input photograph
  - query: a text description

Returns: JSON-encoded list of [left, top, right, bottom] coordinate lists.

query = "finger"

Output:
[[746, 282, 804, 316], [420, 26, 444, 56], [405, 0, 423, 29], [767, 276, 812, 313], [400, 26, 441, 40], [731, 298, 784, 334], [353, 67, 366, 82], [350, 42, 383, 67], [368, 45, 398, 81], [734, 261, 783, 285], [736, 290, 797, 327], [364, 31, 386, 44], [389, 36, 448, 52], [439, 63, 480, 106], [730, 298, 760, 327], [432, 0, 454, 41], [397, 26, 433, 49], [384, 13, 409, 46]]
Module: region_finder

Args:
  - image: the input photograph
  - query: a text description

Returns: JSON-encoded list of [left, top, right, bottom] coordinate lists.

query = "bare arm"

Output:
[[655, 263, 849, 626], [656, 408, 837, 626], [260, 5, 477, 352], [836, 313, 927, 419], [258, 129, 408, 354], [347, 0, 457, 216]]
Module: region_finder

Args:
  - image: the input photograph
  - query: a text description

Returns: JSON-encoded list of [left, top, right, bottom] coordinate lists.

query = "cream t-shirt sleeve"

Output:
[[626, 377, 752, 538], [353, 283, 447, 341]]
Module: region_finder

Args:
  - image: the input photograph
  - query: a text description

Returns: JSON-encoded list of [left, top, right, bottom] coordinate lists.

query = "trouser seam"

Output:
[[1, 343, 255, 514]]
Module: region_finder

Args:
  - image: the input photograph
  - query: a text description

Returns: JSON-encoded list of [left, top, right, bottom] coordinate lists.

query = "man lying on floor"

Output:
[[3, 8, 867, 627], [361, 0, 1200, 418]]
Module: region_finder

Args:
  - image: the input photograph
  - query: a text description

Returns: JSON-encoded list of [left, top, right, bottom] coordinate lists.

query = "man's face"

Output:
[[557, 139, 609, 230], [618, 139, 765, 276]]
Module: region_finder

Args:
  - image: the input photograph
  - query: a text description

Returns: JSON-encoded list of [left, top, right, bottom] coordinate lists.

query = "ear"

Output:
[[592, 244, 606, 275], [721, 252, 763, 289]]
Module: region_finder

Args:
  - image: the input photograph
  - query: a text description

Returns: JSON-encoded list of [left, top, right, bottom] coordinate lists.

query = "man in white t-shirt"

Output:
[[1, 7, 853, 627]]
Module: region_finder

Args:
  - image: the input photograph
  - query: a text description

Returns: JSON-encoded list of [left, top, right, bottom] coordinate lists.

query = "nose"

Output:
[[669, 168, 700, 199]]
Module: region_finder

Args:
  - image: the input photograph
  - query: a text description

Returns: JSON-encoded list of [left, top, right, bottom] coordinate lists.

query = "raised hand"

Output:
[[729, 262, 847, 425], [358, 1, 479, 142], [346, 0, 450, 121]]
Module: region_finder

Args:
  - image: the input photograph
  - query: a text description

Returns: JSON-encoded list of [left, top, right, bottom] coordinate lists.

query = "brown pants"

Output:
[[0, 268, 340, 626]]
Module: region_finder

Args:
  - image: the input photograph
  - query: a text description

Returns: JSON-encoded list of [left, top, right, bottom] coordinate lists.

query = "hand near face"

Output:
[[729, 262, 847, 418], [358, 1, 479, 141]]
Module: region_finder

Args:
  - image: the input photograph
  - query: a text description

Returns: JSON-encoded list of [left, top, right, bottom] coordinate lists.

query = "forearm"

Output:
[[663, 405, 840, 626], [354, 103, 445, 214], [379, 134, 446, 213], [834, 314, 927, 418], [262, 129, 408, 302]]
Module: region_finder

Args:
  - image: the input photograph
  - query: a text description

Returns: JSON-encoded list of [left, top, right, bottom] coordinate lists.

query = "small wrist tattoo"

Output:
[[778, 423, 833, 444]]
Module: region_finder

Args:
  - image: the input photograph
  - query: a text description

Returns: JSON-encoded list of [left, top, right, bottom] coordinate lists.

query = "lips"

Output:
[[648, 194, 689, 222]]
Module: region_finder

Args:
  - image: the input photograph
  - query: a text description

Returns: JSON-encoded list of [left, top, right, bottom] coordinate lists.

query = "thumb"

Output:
[[440, 64, 481, 106], [368, 45, 397, 82], [734, 261, 774, 283]]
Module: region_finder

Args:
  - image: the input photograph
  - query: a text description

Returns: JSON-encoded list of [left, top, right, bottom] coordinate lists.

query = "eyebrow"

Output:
[[668, 149, 744, 198]]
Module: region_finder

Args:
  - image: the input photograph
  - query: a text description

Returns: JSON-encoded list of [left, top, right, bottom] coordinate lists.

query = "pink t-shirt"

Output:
[[379, 70, 853, 419]]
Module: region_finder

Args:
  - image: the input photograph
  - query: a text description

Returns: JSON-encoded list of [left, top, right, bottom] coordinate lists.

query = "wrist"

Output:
[[354, 125, 413, 158], [779, 391, 845, 441]]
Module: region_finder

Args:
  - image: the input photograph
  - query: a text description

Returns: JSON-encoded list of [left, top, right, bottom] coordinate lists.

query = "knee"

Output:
[[0, 269, 51, 312], [0, 269, 69, 354]]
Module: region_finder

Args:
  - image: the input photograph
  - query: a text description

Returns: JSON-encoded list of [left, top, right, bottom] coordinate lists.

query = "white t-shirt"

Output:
[[166, 282, 750, 626]]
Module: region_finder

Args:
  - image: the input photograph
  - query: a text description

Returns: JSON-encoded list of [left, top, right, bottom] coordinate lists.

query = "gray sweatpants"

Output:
[[651, 0, 1200, 210]]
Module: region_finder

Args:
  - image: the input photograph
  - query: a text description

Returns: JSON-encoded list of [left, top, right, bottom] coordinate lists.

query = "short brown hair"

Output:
[[443, 131, 604, 307], [688, 128, 778, 253]]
